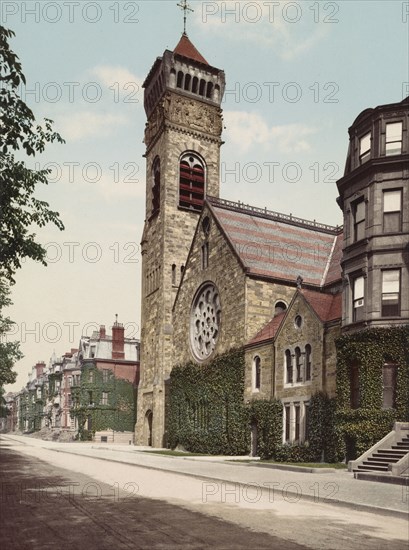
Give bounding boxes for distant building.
[72,320,140,443]
[7,318,140,443]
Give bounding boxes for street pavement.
[2,434,407,518]
[0,441,307,550]
[1,434,408,550]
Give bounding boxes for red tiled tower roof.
[174,33,208,65]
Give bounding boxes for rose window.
[190,283,221,361]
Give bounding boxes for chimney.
[111,315,124,360]
[35,361,45,378]
[99,325,106,339]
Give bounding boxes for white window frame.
[282,400,310,444]
[385,121,403,156]
[359,132,371,163]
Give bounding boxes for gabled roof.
[248,311,286,346]
[174,33,208,65]
[208,197,343,287]
[246,289,341,347]
[300,289,342,323]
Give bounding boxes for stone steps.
[353,435,409,474]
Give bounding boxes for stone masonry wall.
[172,204,247,366]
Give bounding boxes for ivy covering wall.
[71,362,136,440]
[335,326,409,460]
[247,399,283,459]
[163,327,409,461]
[168,349,249,454]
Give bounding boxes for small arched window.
[254,356,261,391]
[285,350,292,384]
[152,157,160,215]
[171,264,177,286]
[305,344,311,381]
[274,301,287,315]
[179,152,205,211]
[206,82,213,99]
[177,71,183,88]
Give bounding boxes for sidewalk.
[2,434,408,518]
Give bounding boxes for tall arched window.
[295,347,302,382]
[305,344,312,381]
[184,74,191,92]
[179,153,205,211]
[253,356,261,391]
[152,157,160,215]
[285,350,292,384]
[206,82,213,99]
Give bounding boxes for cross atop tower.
[177,0,194,35]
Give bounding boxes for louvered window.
[179,154,205,211]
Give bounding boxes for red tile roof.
[248,312,286,346]
[246,290,341,347]
[174,34,208,65]
[209,198,343,287]
[301,289,342,322]
[324,232,344,286]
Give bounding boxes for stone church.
[135,32,409,454]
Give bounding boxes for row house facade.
[4,318,140,443]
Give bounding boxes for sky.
[2,0,409,392]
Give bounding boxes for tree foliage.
[0,26,65,282]
[0,280,22,387]
[0,26,65,390]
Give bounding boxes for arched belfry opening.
[179,152,205,211]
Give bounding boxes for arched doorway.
[250,420,258,457]
[144,410,153,446]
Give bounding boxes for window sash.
[382,270,400,317]
[382,270,400,293]
[354,277,364,300]
[353,277,364,321]
[359,132,371,162]
[353,200,365,241]
[383,190,401,213]
[385,123,403,155]
[386,122,402,142]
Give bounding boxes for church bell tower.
[135,31,225,447]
